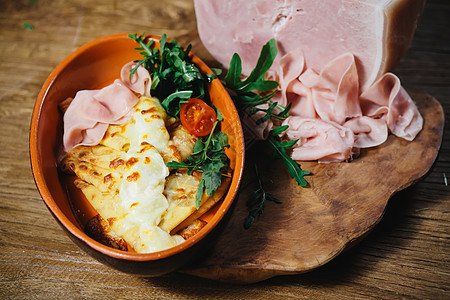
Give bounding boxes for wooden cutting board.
[176,31,445,284]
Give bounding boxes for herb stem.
[202,121,218,160]
[243,163,282,229]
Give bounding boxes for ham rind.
[194,0,425,91]
[63,80,139,151]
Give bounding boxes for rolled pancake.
[60,95,231,251]
[160,171,230,233]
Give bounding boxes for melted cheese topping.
[124,96,170,152]
[114,96,184,252]
[63,95,205,253]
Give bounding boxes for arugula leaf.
[191,138,205,156]
[211,68,223,77]
[222,39,290,125]
[223,40,309,188]
[214,131,229,148]
[202,160,225,197]
[23,22,33,30]
[220,39,311,227]
[270,125,289,135]
[196,179,205,209]
[161,90,192,116]
[215,107,224,121]
[128,32,214,117]
[224,53,243,88]
[224,39,278,92]
[242,38,278,86]
[243,129,309,229]
[268,126,310,187]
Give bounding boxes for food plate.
[174,33,444,283]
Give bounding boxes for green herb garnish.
[268,126,310,187]
[222,39,310,227]
[166,121,230,209]
[242,128,309,227]
[223,39,290,124]
[244,165,282,229]
[128,32,214,116]
[23,22,33,30]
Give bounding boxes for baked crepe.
[64,149,230,233]
[60,96,230,252]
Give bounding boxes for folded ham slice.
[63,63,152,152]
[63,80,139,151]
[272,51,423,162]
[282,117,354,163]
[360,73,423,141]
[120,61,152,97]
[194,0,425,91]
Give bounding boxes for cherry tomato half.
[180,98,217,137]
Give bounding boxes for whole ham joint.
[194,0,426,90]
[195,0,425,163]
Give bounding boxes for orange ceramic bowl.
[30,33,244,276]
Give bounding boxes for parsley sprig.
[128,32,214,116]
[166,121,230,209]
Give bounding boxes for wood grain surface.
[1,0,449,298]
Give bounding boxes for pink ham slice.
[194,0,425,90]
[120,62,152,97]
[284,51,423,145]
[63,79,139,151]
[282,117,355,163]
[360,73,423,141]
[63,63,152,152]
[272,50,423,162]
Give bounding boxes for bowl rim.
[30,32,245,261]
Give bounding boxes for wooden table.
[1,0,448,298]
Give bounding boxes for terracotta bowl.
[30,33,245,276]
